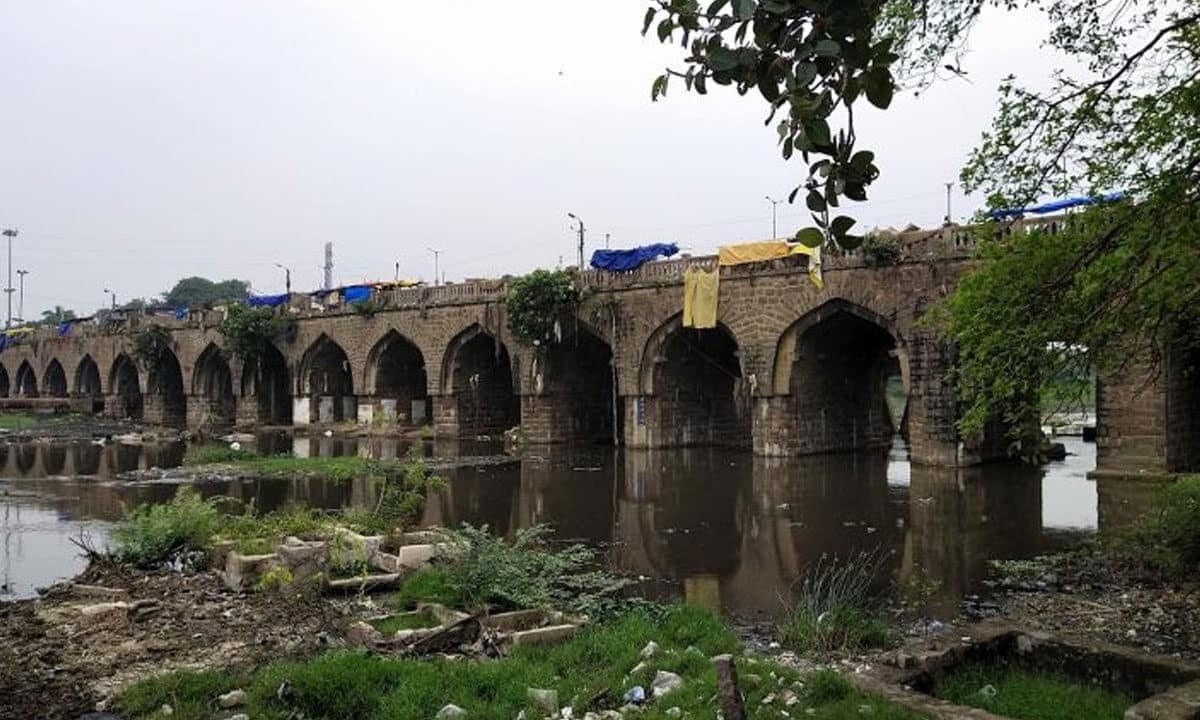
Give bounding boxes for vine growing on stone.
[219,303,291,365]
[505,270,580,347]
[131,324,173,370]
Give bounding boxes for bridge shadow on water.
[0,433,1130,616]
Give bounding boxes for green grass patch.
[184,448,380,482]
[117,668,248,720]
[369,611,441,635]
[936,663,1132,720]
[0,412,81,430]
[391,568,463,609]
[781,550,893,654]
[118,605,925,720]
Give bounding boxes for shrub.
[392,568,463,609]
[861,232,902,266]
[437,524,629,612]
[130,324,173,370]
[781,549,893,653]
[219,505,333,554]
[1128,475,1200,572]
[219,302,291,364]
[505,269,578,346]
[343,449,444,535]
[110,488,221,569]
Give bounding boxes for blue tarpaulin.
[57,322,72,337]
[174,306,189,320]
[343,285,372,304]
[590,243,679,272]
[247,293,290,308]
[989,192,1126,219]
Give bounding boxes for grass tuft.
[936,663,1132,720]
[781,549,893,654]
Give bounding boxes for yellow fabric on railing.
[790,244,825,289]
[682,267,719,329]
[718,241,791,266]
[6,327,35,336]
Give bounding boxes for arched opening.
[772,300,901,455]
[15,361,38,398]
[541,326,620,444]
[445,326,519,437]
[42,444,67,476]
[15,444,36,475]
[147,348,186,428]
[43,359,68,398]
[72,443,102,475]
[193,343,236,426]
[110,353,143,420]
[242,343,291,425]
[367,330,429,425]
[0,365,10,398]
[300,335,354,423]
[641,319,748,448]
[75,355,103,412]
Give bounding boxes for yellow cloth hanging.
[790,243,824,289]
[683,267,720,329]
[717,241,792,266]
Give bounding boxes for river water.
[0,434,1133,618]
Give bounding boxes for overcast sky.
[0,2,1054,318]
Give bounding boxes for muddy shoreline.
[4,541,1195,720]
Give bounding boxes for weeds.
[1123,475,1200,573]
[780,549,892,654]
[437,523,629,613]
[110,488,222,569]
[936,663,1131,720]
[391,568,462,609]
[184,444,258,465]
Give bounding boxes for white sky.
[0,1,1054,317]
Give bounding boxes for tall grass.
[780,549,892,653]
[110,487,222,569]
[937,663,1131,720]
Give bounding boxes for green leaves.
[505,269,580,346]
[863,66,894,109]
[733,0,756,20]
[795,227,824,248]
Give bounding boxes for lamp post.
[15,270,28,323]
[568,213,586,269]
[765,196,781,239]
[2,229,16,329]
[275,263,292,294]
[427,247,442,287]
[103,289,116,311]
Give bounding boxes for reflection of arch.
[299,334,354,423]
[543,327,620,444]
[15,361,38,398]
[72,443,102,475]
[42,444,67,476]
[771,299,903,454]
[148,347,187,428]
[0,363,9,398]
[43,359,68,398]
[638,315,748,447]
[241,343,291,425]
[442,324,518,437]
[15,444,37,475]
[109,353,143,420]
[366,330,429,424]
[75,354,103,411]
[193,343,235,425]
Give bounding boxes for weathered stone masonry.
[0,217,1189,472]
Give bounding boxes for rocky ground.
[0,561,357,720]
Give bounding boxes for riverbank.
[0,412,168,442]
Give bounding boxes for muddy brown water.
[0,433,1137,619]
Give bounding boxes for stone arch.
[365,329,429,425]
[43,444,67,476]
[15,443,36,475]
[72,443,102,476]
[637,314,749,448]
[298,334,355,423]
[0,363,10,398]
[147,348,187,428]
[109,353,143,420]
[75,354,103,411]
[15,360,38,398]
[43,359,68,398]
[442,324,519,437]
[766,298,906,455]
[241,343,291,425]
[539,326,621,445]
[193,343,236,426]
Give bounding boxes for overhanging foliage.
[504,270,579,347]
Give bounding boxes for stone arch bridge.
[0,217,1188,473]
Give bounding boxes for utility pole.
[765,196,781,239]
[427,247,442,287]
[323,242,333,291]
[103,288,116,310]
[394,261,399,282]
[15,270,28,324]
[568,213,585,268]
[944,182,954,225]
[2,229,16,330]
[605,232,611,249]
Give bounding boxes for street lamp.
[765,196,782,239]
[568,213,586,269]
[2,228,17,329]
[103,288,116,310]
[15,270,28,323]
[274,263,292,294]
[427,247,442,287]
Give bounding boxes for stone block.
[509,624,579,647]
[224,551,279,591]
[276,540,328,583]
[318,396,335,423]
[293,398,311,427]
[357,402,375,426]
